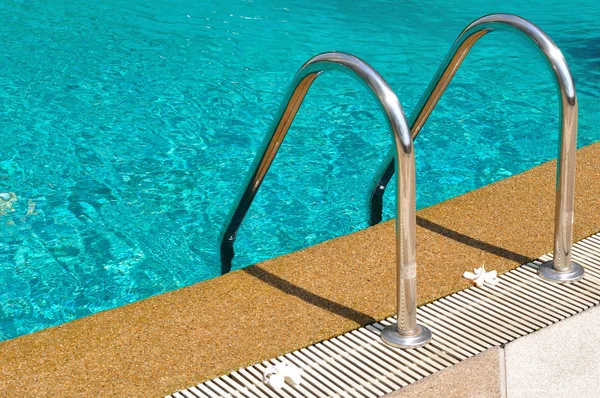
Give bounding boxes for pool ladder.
[219,14,584,349]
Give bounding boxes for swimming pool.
[1,0,599,341]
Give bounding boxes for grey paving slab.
[505,304,600,397]
[384,347,502,398]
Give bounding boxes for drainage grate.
[168,233,600,398]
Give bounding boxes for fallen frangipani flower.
[262,362,302,389]
[463,264,499,287]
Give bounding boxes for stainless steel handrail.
[367,13,584,283]
[220,52,432,348]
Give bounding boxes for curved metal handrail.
[221,51,412,273]
[220,52,431,347]
[367,13,583,280]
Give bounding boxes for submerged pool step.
[168,232,600,398]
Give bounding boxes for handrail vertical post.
[381,134,432,347]
[538,69,584,281]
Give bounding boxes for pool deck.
[1,142,599,397]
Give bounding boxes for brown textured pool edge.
[1,142,599,397]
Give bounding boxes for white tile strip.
[168,233,600,398]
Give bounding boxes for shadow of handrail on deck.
[417,216,532,264]
[243,266,377,325]
[243,217,530,326]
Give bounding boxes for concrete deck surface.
[385,347,502,398]
[505,304,600,397]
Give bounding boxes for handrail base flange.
[538,260,585,283]
[381,323,432,348]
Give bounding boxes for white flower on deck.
[464,265,499,287]
[262,362,302,389]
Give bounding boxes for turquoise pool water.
[1,0,599,341]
